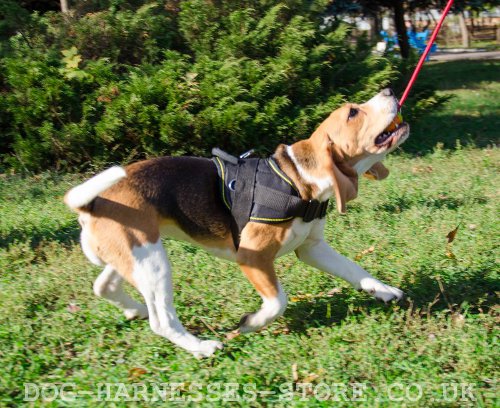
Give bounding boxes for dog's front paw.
[124,305,149,320]
[360,277,404,303]
[192,340,224,359]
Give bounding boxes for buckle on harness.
[239,149,255,159]
[303,200,328,222]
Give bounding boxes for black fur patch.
[127,157,232,240]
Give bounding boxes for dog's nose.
[382,88,395,97]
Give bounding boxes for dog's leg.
[296,238,403,302]
[93,265,148,320]
[235,223,289,333]
[237,261,288,333]
[132,240,223,358]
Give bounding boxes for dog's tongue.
[384,112,403,132]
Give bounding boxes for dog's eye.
[348,108,359,119]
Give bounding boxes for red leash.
[398,0,455,108]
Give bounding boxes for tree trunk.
[427,11,437,25]
[60,0,69,13]
[458,11,470,48]
[393,0,410,59]
[370,12,380,42]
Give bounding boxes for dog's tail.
[64,166,127,210]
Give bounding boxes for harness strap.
[211,148,329,249]
[230,158,259,247]
[253,185,329,222]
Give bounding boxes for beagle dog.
[65,88,409,358]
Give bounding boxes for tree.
[328,0,411,58]
[60,0,69,13]
[407,0,500,48]
[331,0,499,58]
[458,10,470,47]
[392,0,410,58]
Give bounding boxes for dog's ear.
[363,162,389,181]
[331,163,358,214]
[329,144,358,214]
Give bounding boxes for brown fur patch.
[364,162,390,180]
[236,222,291,298]
[84,180,160,283]
[159,217,236,255]
[273,144,316,200]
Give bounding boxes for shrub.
[0,1,445,172]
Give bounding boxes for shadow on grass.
[283,265,497,333]
[402,265,498,310]
[373,193,488,214]
[403,112,498,156]
[0,222,80,249]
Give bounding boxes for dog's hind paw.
[124,305,149,320]
[192,340,224,359]
[360,277,404,303]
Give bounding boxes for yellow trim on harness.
[215,156,231,210]
[250,216,294,222]
[268,160,298,193]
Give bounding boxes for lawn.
[0,60,498,407]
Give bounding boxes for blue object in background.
[408,29,438,60]
[380,29,437,60]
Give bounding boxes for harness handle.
[212,148,238,165]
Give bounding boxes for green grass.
[404,59,499,155]
[1,60,499,406]
[442,40,499,51]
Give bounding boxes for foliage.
[0,1,446,172]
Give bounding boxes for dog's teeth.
[375,125,401,146]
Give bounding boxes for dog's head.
[325,88,409,159]
[325,88,410,212]
[296,88,409,213]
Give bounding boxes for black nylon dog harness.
[211,148,329,248]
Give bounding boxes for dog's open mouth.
[375,116,409,148]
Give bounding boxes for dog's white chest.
[276,218,316,257]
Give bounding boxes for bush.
[0,1,445,172]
